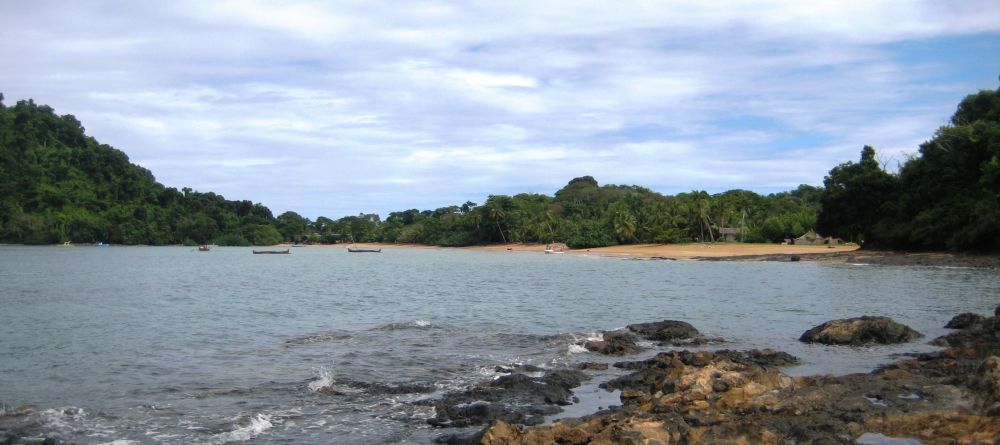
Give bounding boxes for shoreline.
[22,241,1000,268]
[303,242,1000,268]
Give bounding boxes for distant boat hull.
[544,243,566,254]
[347,247,381,253]
[253,249,290,254]
[198,245,211,252]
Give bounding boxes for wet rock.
[972,355,1000,409]
[584,331,639,355]
[945,312,985,329]
[715,348,800,367]
[627,320,699,341]
[480,309,1000,445]
[799,316,922,345]
[575,362,609,371]
[427,369,588,428]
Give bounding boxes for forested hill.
[0,93,823,247]
[816,88,1000,251]
[0,94,283,245]
[3,88,995,250]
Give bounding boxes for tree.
[883,89,1000,250]
[816,146,899,244]
[276,211,309,242]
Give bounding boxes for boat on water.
[347,247,381,253]
[544,242,567,254]
[198,245,211,252]
[252,249,290,254]
[94,242,110,247]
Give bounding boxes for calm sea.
[1,246,997,444]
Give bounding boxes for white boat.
[544,243,566,254]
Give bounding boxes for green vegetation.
[368,181,821,248]
[816,88,1000,251]
[0,96,280,245]
[2,87,996,251]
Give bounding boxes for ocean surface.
[1,245,998,444]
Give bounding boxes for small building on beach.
[719,227,742,242]
[793,229,842,246]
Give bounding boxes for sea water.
[1,245,997,443]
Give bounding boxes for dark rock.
[627,320,699,341]
[576,362,609,371]
[790,255,800,262]
[945,312,986,329]
[799,316,923,345]
[584,331,639,355]
[427,369,588,428]
[995,305,1000,317]
[715,348,800,367]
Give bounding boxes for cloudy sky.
[2,1,999,219]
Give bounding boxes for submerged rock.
[945,312,985,329]
[583,331,639,355]
[799,316,922,345]
[627,320,699,341]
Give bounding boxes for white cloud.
[1,0,998,217]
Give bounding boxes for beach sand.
[473,242,859,259]
[296,242,999,267]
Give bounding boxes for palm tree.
[486,198,508,244]
[694,195,715,242]
[611,202,638,243]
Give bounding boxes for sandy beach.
[316,241,857,257]
[305,241,1000,268]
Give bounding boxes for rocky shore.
[430,308,1000,445]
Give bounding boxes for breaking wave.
[200,413,273,445]
[375,319,433,330]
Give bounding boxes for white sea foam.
[200,413,273,445]
[567,331,603,354]
[96,440,140,445]
[308,366,335,392]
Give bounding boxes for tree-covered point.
[0,95,282,245]
[816,88,1000,251]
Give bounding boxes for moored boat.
[544,243,566,254]
[198,245,211,252]
[252,249,290,254]
[347,247,381,253]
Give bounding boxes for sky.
[2,1,999,219]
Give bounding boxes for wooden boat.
[253,249,290,254]
[544,243,566,254]
[347,247,381,253]
[198,245,211,252]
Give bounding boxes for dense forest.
[817,88,1000,251]
[1,88,997,250]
